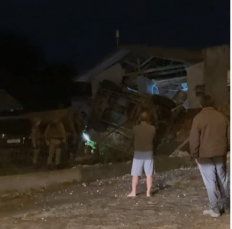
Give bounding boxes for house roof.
[74,49,130,82]
[120,45,203,63]
[0,90,23,110]
[73,45,203,82]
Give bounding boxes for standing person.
[127,111,156,197]
[32,118,42,167]
[45,118,66,170]
[190,95,230,217]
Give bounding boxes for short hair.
[200,94,214,108]
[140,111,150,122]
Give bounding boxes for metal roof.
[74,49,130,82]
[120,45,203,63]
[73,45,203,82]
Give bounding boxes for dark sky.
[0,0,230,70]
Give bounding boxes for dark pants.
[198,156,230,213]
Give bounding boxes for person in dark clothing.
[127,111,156,197]
[190,95,230,217]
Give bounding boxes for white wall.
[204,45,230,106]
[91,63,125,96]
[185,62,204,109]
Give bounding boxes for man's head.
[200,94,214,108]
[140,111,150,122]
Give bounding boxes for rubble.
[87,80,187,157]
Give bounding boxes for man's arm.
[44,125,50,144]
[59,123,66,142]
[189,116,201,159]
[131,126,135,149]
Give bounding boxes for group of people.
[128,95,230,218]
[31,118,66,170]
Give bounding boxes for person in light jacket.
[45,118,66,170]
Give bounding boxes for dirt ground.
[0,167,230,229]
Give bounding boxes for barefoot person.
[190,95,230,217]
[128,111,156,197]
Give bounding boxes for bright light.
[1,134,5,138]
[82,133,90,141]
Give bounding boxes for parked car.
[0,116,32,149]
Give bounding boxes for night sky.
[0,0,229,71]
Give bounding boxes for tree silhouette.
[0,31,91,112]
[0,31,44,85]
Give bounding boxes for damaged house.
[73,45,230,157]
[74,44,229,108]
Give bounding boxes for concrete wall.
[91,63,125,96]
[204,45,230,106]
[0,156,194,195]
[185,62,204,109]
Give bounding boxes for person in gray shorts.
[127,111,156,197]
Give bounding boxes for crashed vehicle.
[86,80,186,157]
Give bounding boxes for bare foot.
[146,192,151,197]
[127,192,136,197]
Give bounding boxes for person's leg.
[55,146,61,166]
[214,156,230,211]
[127,176,139,197]
[144,159,154,197]
[198,158,221,217]
[33,149,40,165]
[47,140,55,166]
[127,159,143,197]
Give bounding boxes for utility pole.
[116,30,119,48]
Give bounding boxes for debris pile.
[86,80,187,157]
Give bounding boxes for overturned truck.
[87,80,186,158]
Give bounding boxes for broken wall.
[185,62,204,109]
[204,45,230,106]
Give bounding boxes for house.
[73,44,230,109]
